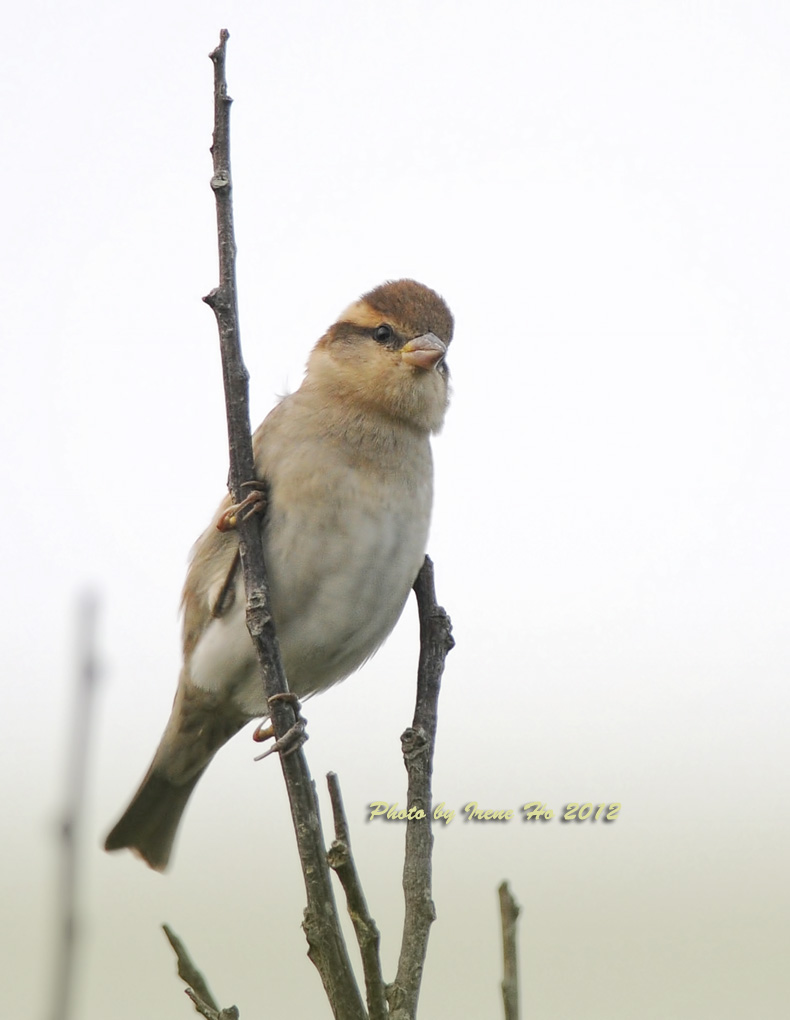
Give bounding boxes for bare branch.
[203,31,365,1019]
[185,988,240,1020]
[49,593,100,1020]
[388,556,454,1018]
[498,882,520,1020]
[327,773,388,1020]
[162,924,225,1015]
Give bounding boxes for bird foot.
[253,693,308,760]
[216,481,268,532]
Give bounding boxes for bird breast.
[187,399,434,718]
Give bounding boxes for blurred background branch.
[49,593,100,1020]
[498,881,520,1020]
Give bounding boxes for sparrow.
[105,279,453,870]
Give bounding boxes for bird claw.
[253,693,308,760]
[252,721,275,743]
[216,481,268,532]
[267,691,302,710]
[253,720,308,761]
[251,692,301,741]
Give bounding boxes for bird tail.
[104,766,205,872]
[105,671,251,870]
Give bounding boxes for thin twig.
[203,31,365,1019]
[162,925,224,1014]
[50,593,100,1020]
[327,772,388,1020]
[498,882,520,1020]
[388,556,454,1019]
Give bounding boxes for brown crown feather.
[360,279,454,345]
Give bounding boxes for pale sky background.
[2,2,789,1018]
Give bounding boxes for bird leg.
[216,480,268,532]
[253,693,308,760]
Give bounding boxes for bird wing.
[181,398,288,660]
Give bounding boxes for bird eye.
[374,324,394,344]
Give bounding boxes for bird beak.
[400,332,447,370]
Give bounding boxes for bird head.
[307,279,453,434]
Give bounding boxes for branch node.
[209,28,230,63]
[327,838,350,870]
[400,725,428,760]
